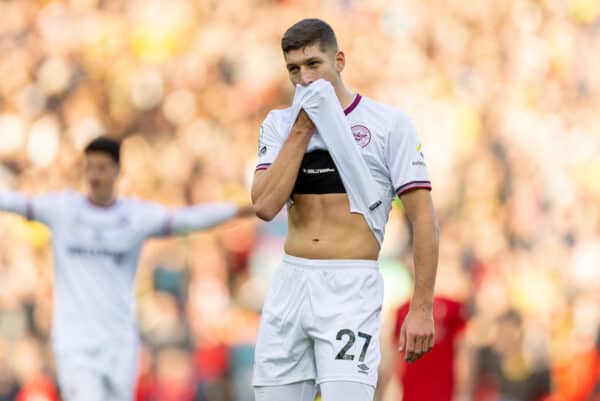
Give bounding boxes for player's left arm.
[165,203,254,235]
[385,108,438,362]
[398,189,439,363]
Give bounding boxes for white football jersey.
[256,94,432,243]
[26,191,169,351]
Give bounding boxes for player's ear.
[335,50,345,73]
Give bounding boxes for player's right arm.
[251,110,314,221]
[0,189,58,227]
[0,189,31,218]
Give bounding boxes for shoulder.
[358,96,405,120]
[41,190,80,204]
[358,96,415,134]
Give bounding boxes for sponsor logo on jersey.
[417,143,425,159]
[68,246,127,264]
[351,125,371,148]
[412,143,426,166]
[302,168,336,174]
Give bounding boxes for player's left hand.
[398,308,435,363]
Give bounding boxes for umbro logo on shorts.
[357,363,370,374]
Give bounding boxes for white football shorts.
[252,254,384,388]
[55,342,139,401]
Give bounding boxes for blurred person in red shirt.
[379,296,471,401]
[192,341,229,401]
[16,376,58,401]
[136,347,196,401]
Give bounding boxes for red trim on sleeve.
[255,163,271,171]
[396,181,432,196]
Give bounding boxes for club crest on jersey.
[351,125,371,148]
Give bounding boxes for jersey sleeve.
[0,190,30,218]
[29,192,64,227]
[167,203,238,234]
[255,111,285,171]
[385,111,432,197]
[0,190,63,228]
[137,201,240,239]
[137,201,171,239]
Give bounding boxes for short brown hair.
[281,18,338,54]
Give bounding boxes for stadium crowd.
[0,0,599,400]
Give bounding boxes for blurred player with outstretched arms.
[0,137,254,401]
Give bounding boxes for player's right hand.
[292,109,316,133]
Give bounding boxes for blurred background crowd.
[0,0,599,400]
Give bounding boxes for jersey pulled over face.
[27,191,170,351]
[256,94,432,243]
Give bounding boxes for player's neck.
[88,192,117,208]
[335,85,357,112]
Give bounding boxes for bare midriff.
[285,193,379,260]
